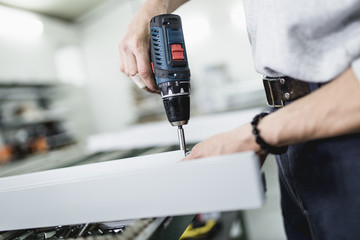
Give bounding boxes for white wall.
[78,1,139,134]
[0,5,79,82]
[174,0,263,112]
[175,0,258,82]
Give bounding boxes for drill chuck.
[162,95,190,126]
[158,79,190,126]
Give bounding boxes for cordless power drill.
[149,14,190,156]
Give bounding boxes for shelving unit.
[0,82,76,164]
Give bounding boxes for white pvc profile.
[0,150,264,231]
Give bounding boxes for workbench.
[0,108,265,240]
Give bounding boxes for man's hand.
[183,68,360,164]
[184,123,268,164]
[119,0,188,93]
[119,3,160,93]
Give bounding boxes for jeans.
[265,81,360,239]
[276,133,360,240]
[267,82,360,239]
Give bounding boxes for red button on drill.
[171,44,185,60]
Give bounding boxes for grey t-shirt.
[242,0,360,83]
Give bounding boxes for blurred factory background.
[0,0,286,239]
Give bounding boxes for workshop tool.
[150,14,191,156]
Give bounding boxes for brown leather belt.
[263,76,315,107]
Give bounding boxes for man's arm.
[184,67,360,160]
[259,68,360,146]
[119,0,188,92]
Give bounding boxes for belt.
[263,76,318,107]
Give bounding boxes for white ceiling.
[0,0,110,21]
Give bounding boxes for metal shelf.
[0,116,65,129]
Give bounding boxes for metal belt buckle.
[263,76,313,108]
[263,77,285,107]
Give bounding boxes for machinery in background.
[0,217,194,240]
[0,83,75,164]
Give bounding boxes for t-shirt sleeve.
[352,57,360,83]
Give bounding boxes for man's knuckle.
[138,69,150,79]
[192,145,200,152]
[123,68,130,76]
[119,41,128,52]
[131,38,143,49]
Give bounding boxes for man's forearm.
[166,0,189,12]
[139,0,188,19]
[258,67,360,146]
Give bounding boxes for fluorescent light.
[0,5,44,40]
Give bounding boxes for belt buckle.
[263,77,285,107]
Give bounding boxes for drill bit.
[177,125,187,156]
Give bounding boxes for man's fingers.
[131,73,147,89]
[126,52,138,77]
[144,87,160,94]
[182,145,203,161]
[136,51,158,91]
[119,35,159,93]
[130,75,160,94]
[119,45,126,74]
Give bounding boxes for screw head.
[279,78,285,84]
